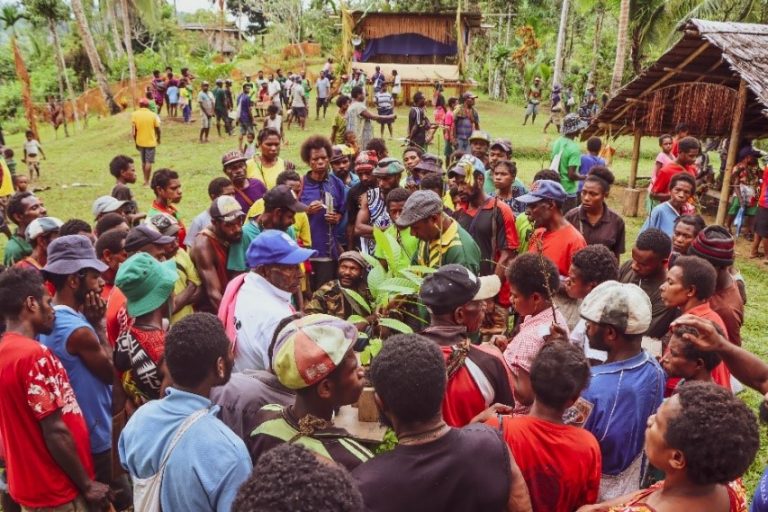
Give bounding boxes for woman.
[647,135,675,213]
[577,382,757,512]
[246,127,296,189]
[565,166,625,260]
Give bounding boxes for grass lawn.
[3,93,768,492]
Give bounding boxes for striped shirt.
[414,218,481,274]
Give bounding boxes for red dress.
[605,480,747,512]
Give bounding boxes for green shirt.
[515,212,533,254]
[413,219,480,274]
[240,220,297,268]
[3,233,32,266]
[213,87,227,113]
[552,136,582,195]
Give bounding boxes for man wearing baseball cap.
[190,195,245,313]
[131,97,161,186]
[451,92,479,153]
[330,145,357,189]
[516,179,586,277]
[418,264,513,427]
[241,184,309,259]
[486,138,518,195]
[227,230,316,372]
[468,130,490,169]
[552,113,590,212]
[249,314,372,470]
[222,150,266,211]
[355,157,405,254]
[577,280,664,500]
[14,216,62,274]
[92,195,129,222]
[305,251,373,326]
[396,190,480,273]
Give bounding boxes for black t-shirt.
[353,425,511,512]
[408,107,429,147]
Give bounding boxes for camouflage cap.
[580,281,651,335]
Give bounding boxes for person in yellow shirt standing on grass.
[245,128,295,189]
[131,98,161,186]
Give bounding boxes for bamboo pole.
[716,79,748,225]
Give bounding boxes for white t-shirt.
[316,77,331,99]
[233,273,295,372]
[268,80,281,106]
[291,85,306,108]
[392,75,402,95]
[24,139,42,155]
[265,115,282,132]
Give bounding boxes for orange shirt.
[528,223,587,276]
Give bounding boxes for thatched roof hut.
[583,19,768,223]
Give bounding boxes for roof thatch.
[583,19,768,140]
[350,11,482,44]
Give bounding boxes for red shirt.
[13,257,55,296]
[650,162,696,195]
[149,200,187,245]
[760,166,768,208]
[486,415,601,511]
[687,302,731,390]
[528,223,587,276]
[106,287,128,348]
[0,333,94,507]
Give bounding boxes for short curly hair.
[670,325,721,372]
[370,334,446,424]
[300,135,333,165]
[59,219,92,237]
[231,443,363,512]
[0,267,45,318]
[533,169,561,183]
[95,213,127,237]
[635,228,672,259]
[666,382,758,485]
[164,313,230,388]
[571,245,618,285]
[109,155,134,178]
[506,253,560,299]
[671,255,717,300]
[531,342,590,409]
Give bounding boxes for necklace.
[397,423,450,445]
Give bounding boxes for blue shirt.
[167,86,180,104]
[578,154,605,191]
[238,93,252,124]
[119,388,251,512]
[752,466,768,511]
[300,172,346,258]
[582,350,665,475]
[641,201,680,238]
[39,305,113,453]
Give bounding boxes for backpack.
[132,409,208,512]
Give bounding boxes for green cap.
[115,253,178,317]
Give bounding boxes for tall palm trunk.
[552,0,570,88]
[12,36,39,140]
[70,0,120,114]
[49,17,80,129]
[120,0,137,107]
[108,0,125,59]
[587,2,605,86]
[610,0,630,95]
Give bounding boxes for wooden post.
[622,130,643,217]
[716,79,748,225]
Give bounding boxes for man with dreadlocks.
[418,265,514,427]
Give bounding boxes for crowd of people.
[2,65,768,512]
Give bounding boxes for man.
[109,154,142,224]
[213,78,230,137]
[95,228,128,300]
[191,195,245,313]
[485,137,515,195]
[38,235,130,507]
[452,92,480,152]
[131,98,161,186]
[0,268,110,511]
[552,113,588,212]
[237,84,254,152]
[241,184,309,257]
[92,195,129,222]
[419,265,514,427]
[469,130,490,169]
[649,136,700,204]
[330,145,357,187]
[345,151,378,250]
[243,74,255,99]
[347,86,395,152]
[355,157,404,254]
[523,76,542,125]
[306,251,373,323]
[578,281,665,500]
[185,177,235,249]
[298,136,346,260]
[396,190,481,273]
[289,75,308,130]
[618,228,677,339]
[14,216,62,274]
[119,313,252,511]
[147,168,185,243]
[198,81,215,143]
[246,127,295,189]
[408,92,430,149]
[222,150,266,212]
[315,71,331,120]
[353,333,531,511]
[249,314,372,470]
[450,160,518,291]
[4,191,46,266]
[515,179,586,277]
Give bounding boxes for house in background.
[181,23,242,58]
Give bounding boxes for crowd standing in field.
[1,63,768,512]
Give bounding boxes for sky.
[175,0,218,14]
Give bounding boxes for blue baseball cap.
[246,229,317,267]
[515,179,567,204]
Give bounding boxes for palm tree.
[610,0,630,94]
[0,4,39,139]
[552,0,570,88]
[70,0,121,114]
[119,0,137,107]
[25,0,81,131]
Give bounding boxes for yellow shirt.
[171,248,201,324]
[246,198,312,248]
[131,108,160,148]
[0,158,13,197]
[245,157,287,189]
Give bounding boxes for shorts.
[292,107,307,119]
[754,206,768,237]
[201,115,212,129]
[215,111,228,122]
[316,97,328,108]
[525,102,540,115]
[26,154,39,168]
[377,108,394,125]
[240,121,254,136]
[729,196,759,216]
[138,146,156,164]
[21,496,88,512]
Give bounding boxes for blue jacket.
[119,388,252,512]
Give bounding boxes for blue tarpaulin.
[361,33,457,62]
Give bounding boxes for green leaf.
[362,253,384,270]
[367,264,387,296]
[407,265,438,275]
[347,314,369,324]
[360,338,383,366]
[373,228,401,266]
[341,287,372,315]
[377,277,419,295]
[379,317,414,334]
[398,269,426,287]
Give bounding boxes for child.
[14,174,30,193]
[166,81,180,118]
[263,104,284,143]
[344,131,359,157]
[647,134,675,212]
[242,132,257,159]
[492,159,528,215]
[502,253,568,415]
[179,79,192,123]
[330,95,350,145]
[109,154,143,225]
[144,88,158,113]
[661,325,719,387]
[23,130,45,180]
[374,82,394,138]
[641,172,696,238]
[578,136,605,192]
[484,342,601,512]
[3,148,16,188]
